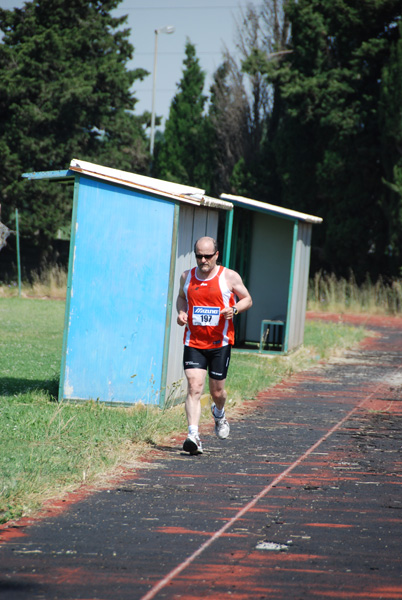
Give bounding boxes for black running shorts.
[183,345,231,380]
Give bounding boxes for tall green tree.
[0,0,149,253]
[223,0,291,200]
[206,4,271,198]
[155,39,210,189]
[206,56,250,196]
[253,0,402,279]
[379,22,402,274]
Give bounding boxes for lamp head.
[156,25,175,34]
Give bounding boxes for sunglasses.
[195,252,216,260]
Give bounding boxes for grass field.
[0,297,367,525]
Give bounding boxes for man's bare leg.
[209,377,230,439]
[209,377,227,411]
[183,368,206,454]
[185,368,206,426]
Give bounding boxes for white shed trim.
[70,159,233,210]
[220,193,322,224]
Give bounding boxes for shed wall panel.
[288,222,312,349]
[245,213,293,341]
[62,177,174,404]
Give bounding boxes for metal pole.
[15,208,22,297]
[222,209,234,267]
[149,25,175,158]
[150,29,159,157]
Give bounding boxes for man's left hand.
[220,307,235,320]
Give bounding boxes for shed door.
[245,213,293,341]
[61,176,175,404]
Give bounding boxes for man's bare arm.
[221,269,252,320]
[176,271,189,326]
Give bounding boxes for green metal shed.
[221,193,323,354]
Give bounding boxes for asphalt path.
[1,314,402,600]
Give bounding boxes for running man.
[176,236,252,455]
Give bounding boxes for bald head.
[194,237,218,254]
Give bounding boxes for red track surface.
[1,313,402,599]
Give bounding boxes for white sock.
[189,425,199,438]
[213,405,225,419]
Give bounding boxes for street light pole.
[150,25,175,157]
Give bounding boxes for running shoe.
[211,403,230,439]
[183,434,203,455]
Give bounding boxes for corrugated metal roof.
[220,193,323,224]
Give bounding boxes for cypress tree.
[155,39,210,189]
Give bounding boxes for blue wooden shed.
[23,159,232,407]
[220,193,323,354]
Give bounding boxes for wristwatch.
[233,306,238,315]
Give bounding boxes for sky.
[1,0,263,133]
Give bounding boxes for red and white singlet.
[183,266,236,349]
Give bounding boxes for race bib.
[192,306,220,326]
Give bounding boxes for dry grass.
[2,266,402,315]
[308,271,402,315]
[0,265,67,300]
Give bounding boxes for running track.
[1,313,402,599]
